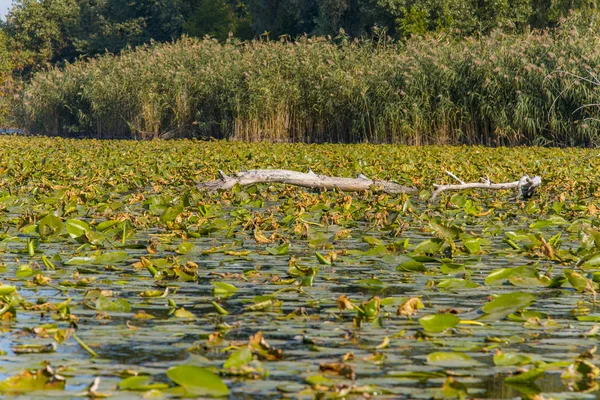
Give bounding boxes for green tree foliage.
[0,29,12,78]
[0,28,14,124]
[184,0,254,40]
[375,0,533,36]
[4,0,80,72]
[1,0,599,76]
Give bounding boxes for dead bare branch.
[197,169,416,195]
[430,172,541,201]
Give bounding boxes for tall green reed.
[17,25,600,146]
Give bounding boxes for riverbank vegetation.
[16,23,600,145]
[0,1,599,144]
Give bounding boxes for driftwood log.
[197,169,416,194]
[430,171,542,201]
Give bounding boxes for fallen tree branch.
[197,169,416,194]
[430,171,542,201]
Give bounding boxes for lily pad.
[166,365,230,397]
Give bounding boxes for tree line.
[0,0,598,78]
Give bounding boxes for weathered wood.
[430,171,541,201]
[197,169,416,194]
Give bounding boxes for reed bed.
[17,25,600,145]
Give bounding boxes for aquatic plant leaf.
[223,347,252,369]
[440,263,465,274]
[66,219,90,240]
[174,308,195,319]
[493,351,532,366]
[504,368,545,383]
[95,295,131,312]
[248,332,283,360]
[160,205,184,223]
[166,366,229,397]
[118,376,169,391]
[177,242,196,254]
[355,278,386,288]
[212,282,238,296]
[561,360,600,382]
[0,285,16,295]
[315,251,331,265]
[419,314,460,333]
[480,292,536,321]
[38,214,65,239]
[396,258,426,272]
[0,365,65,393]
[564,269,593,292]
[397,297,424,317]
[362,236,382,246]
[413,239,444,255]
[266,243,290,255]
[426,352,481,368]
[439,377,468,400]
[437,278,479,290]
[96,220,119,232]
[94,251,128,265]
[463,238,482,254]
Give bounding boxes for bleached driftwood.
[430,171,542,201]
[197,169,416,194]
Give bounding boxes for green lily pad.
[480,292,536,321]
[266,242,290,255]
[426,352,482,368]
[493,352,532,366]
[166,365,230,397]
[223,347,252,369]
[419,314,460,333]
[37,214,65,239]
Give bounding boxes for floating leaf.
[212,282,238,296]
[160,205,184,223]
[266,242,290,255]
[37,214,65,239]
[396,257,426,272]
[419,314,460,333]
[437,278,479,290]
[174,307,195,319]
[397,297,424,317]
[480,292,536,321]
[564,269,593,293]
[463,238,482,254]
[413,238,444,255]
[504,368,545,383]
[426,352,481,368]
[118,376,169,391]
[223,347,252,369]
[66,219,90,240]
[315,251,331,265]
[94,251,128,265]
[95,295,131,312]
[177,242,196,254]
[493,351,532,366]
[0,365,65,393]
[0,285,16,295]
[166,365,229,397]
[439,377,469,400]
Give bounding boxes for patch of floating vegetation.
[0,137,599,398]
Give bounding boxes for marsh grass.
[17,24,600,145]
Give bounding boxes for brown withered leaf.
[396,297,424,317]
[319,362,356,380]
[337,295,355,311]
[253,230,273,244]
[248,332,283,361]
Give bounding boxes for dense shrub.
[19,23,600,145]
